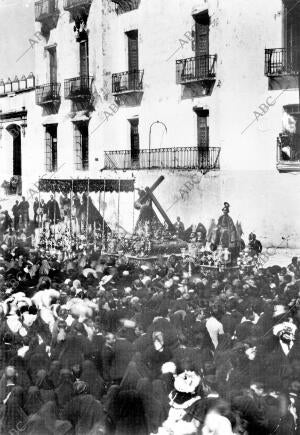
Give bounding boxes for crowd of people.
[0,212,296,435]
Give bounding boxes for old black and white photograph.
[0,0,299,433]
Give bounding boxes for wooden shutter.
[74,124,82,170]
[130,119,139,161]
[81,123,89,170]
[51,126,57,171]
[74,122,89,170]
[286,4,300,70]
[45,125,57,172]
[80,40,89,77]
[197,111,209,148]
[195,13,209,56]
[49,48,57,83]
[45,127,52,171]
[128,30,139,71]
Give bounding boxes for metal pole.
[117,178,120,239]
[132,182,135,234]
[53,190,56,241]
[102,179,106,250]
[70,179,73,244]
[86,178,90,243]
[38,177,41,247]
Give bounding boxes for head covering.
[73,380,89,395]
[24,386,44,415]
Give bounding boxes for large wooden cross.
[134,175,175,231]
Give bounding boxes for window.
[194,11,209,56]
[130,118,139,162]
[193,11,210,76]
[196,109,209,148]
[48,46,57,83]
[127,30,139,89]
[45,124,57,172]
[74,122,89,170]
[80,39,89,77]
[284,1,300,68]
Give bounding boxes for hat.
[100,275,113,286]
[222,202,230,213]
[120,319,136,328]
[273,321,297,338]
[273,304,287,318]
[73,380,88,395]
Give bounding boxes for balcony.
[103,147,221,170]
[265,48,300,77]
[64,0,92,9]
[112,70,144,94]
[64,76,93,100]
[35,83,61,105]
[111,0,140,14]
[176,55,217,84]
[277,133,300,172]
[35,0,59,24]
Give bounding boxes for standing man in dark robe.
[217,202,237,249]
[12,200,20,230]
[46,194,61,224]
[18,197,29,229]
[33,197,39,227]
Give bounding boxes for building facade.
[1,0,300,246]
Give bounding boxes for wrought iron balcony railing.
[35,83,61,105]
[63,0,92,10]
[176,55,217,84]
[64,76,93,99]
[104,147,221,170]
[265,48,300,76]
[111,0,140,14]
[112,70,144,94]
[277,133,300,171]
[35,0,59,22]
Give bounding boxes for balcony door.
[6,124,22,177]
[130,118,140,166]
[80,39,89,78]
[196,109,209,168]
[49,47,57,84]
[194,11,209,77]
[127,30,138,89]
[45,124,57,172]
[285,2,300,71]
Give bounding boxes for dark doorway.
[130,118,140,165]
[7,125,22,176]
[127,30,139,89]
[194,11,210,77]
[49,46,57,83]
[13,131,21,176]
[284,1,300,70]
[195,109,209,168]
[45,124,57,172]
[80,39,89,77]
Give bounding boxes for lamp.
[148,120,168,169]
[19,75,27,90]
[4,78,12,93]
[27,72,35,88]
[12,76,19,92]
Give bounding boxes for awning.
[38,178,135,193]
